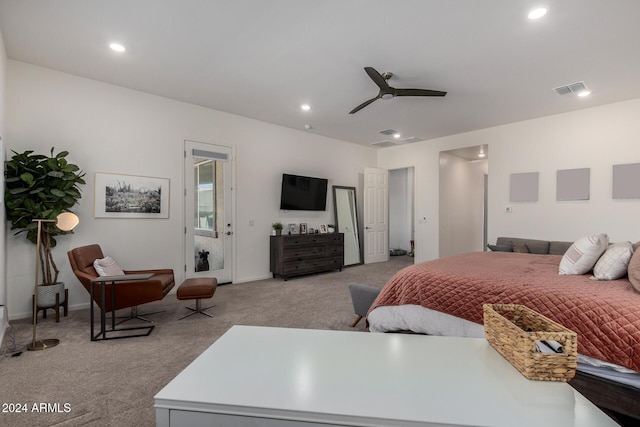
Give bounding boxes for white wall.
[439,154,487,257]
[5,60,377,319]
[0,27,7,337]
[389,168,413,251]
[379,98,640,263]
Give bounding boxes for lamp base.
[27,338,60,351]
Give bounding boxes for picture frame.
[300,223,307,234]
[288,223,299,235]
[95,172,170,219]
[319,224,327,234]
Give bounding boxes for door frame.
[388,166,416,257]
[183,139,235,284]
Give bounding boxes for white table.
[154,325,616,427]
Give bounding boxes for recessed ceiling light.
[393,133,401,139]
[528,7,548,20]
[300,104,311,111]
[109,42,126,52]
[577,90,591,97]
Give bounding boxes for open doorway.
[438,145,488,257]
[389,167,415,261]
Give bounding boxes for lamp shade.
[56,212,80,232]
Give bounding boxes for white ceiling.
[1,0,639,148]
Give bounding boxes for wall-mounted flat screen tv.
[280,173,328,211]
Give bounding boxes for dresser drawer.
[324,245,344,258]
[282,234,342,248]
[281,260,326,276]
[281,246,326,261]
[324,256,344,270]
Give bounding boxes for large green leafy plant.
[4,148,86,285]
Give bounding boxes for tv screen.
[280,174,328,211]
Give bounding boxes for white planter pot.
[37,282,66,307]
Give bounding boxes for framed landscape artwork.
[95,172,170,218]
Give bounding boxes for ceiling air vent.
[553,81,586,95]
[370,140,398,148]
[378,128,400,136]
[398,137,422,144]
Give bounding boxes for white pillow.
[93,256,125,277]
[559,233,609,275]
[592,242,634,280]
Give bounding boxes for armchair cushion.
[94,256,125,276]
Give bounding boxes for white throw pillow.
[592,242,634,280]
[559,233,609,275]
[93,256,125,277]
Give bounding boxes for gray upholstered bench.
[177,278,217,320]
[348,283,381,327]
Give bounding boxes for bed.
[367,249,640,423]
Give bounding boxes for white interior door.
[184,140,233,283]
[363,167,389,264]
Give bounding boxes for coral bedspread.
[369,251,640,372]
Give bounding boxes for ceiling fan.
[349,66,447,114]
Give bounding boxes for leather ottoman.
[176,278,217,320]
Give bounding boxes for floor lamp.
[27,212,80,351]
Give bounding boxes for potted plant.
[4,148,85,306]
[272,222,283,236]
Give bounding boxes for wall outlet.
[505,206,512,213]
[248,219,255,226]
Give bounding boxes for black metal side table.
[90,273,154,341]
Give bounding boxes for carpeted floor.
[0,256,413,427]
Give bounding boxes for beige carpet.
[0,256,413,427]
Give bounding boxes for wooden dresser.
[270,233,344,280]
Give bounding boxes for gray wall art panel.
[510,172,539,202]
[557,168,590,201]
[613,163,640,199]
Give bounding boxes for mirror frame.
[332,185,362,266]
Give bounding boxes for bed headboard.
[495,237,572,255]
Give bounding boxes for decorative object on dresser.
[288,223,298,235]
[271,222,283,236]
[270,233,344,280]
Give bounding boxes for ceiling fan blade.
[394,88,447,97]
[349,96,380,114]
[364,67,390,91]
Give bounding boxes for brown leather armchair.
[68,244,175,322]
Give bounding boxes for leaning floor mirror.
[333,186,362,266]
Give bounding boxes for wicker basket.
[483,304,577,381]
